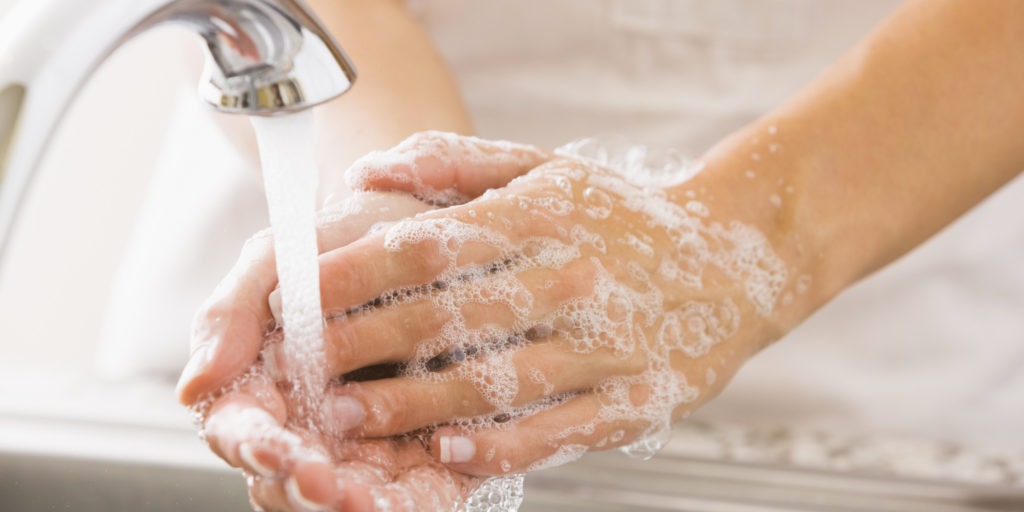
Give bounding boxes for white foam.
[346,131,548,206]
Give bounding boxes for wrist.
[666,118,838,337]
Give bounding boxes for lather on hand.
[178,131,805,511]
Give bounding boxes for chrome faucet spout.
[157,0,358,114]
[0,0,357,256]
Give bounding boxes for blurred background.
[0,0,177,378]
[0,1,243,508]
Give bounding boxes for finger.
[246,460,337,512]
[332,337,644,438]
[318,179,602,318]
[317,217,514,319]
[319,277,529,378]
[204,400,287,471]
[202,382,290,471]
[335,439,475,512]
[315,256,604,438]
[430,392,651,476]
[322,297,454,376]
[246,478,292,512]
[334,478,375,512]
[177,233,278,405]
[226,410,341,512]
[288,460,338,512]
[363,465,471,512]
[345,131,551,204]
[319,249,598,379]
[269,192,435,325]
[178,192,433,406]
[316,191,433,246]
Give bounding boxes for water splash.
[462,474,525,512]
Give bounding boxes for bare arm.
[687,0,1024,333]
[308,0,472,174]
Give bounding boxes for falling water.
[250,110,326,419]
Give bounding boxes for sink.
[1,375,1022,512]
[3,432,1024,512]
[1,453,248,511]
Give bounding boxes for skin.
[176,0,1024,510]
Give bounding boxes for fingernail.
[286,476,330,512]
[239,443,275,478]
[175,343,215,399]
[324,395,366,432]
[268,289,282,326]
[439,436,476,464]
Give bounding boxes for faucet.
[0,0,357,256]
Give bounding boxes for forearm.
[679,0,1024,331]
[308,0,472,191]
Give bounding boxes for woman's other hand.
[176,134,551,510]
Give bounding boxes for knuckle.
[413,130,451,147]
[400,130,451,157]
[190,300,232,341]
[326,255,366,300]
[362,387,410,435]
[328,320,357,359]
[394,239,446,281]
[419,239,449,274]
[190,296,262,350]
[193,299,229,324]
[549,261,596,304]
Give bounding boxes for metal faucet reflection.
[0,0,357,256]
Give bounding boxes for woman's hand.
[321,133,800,476]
